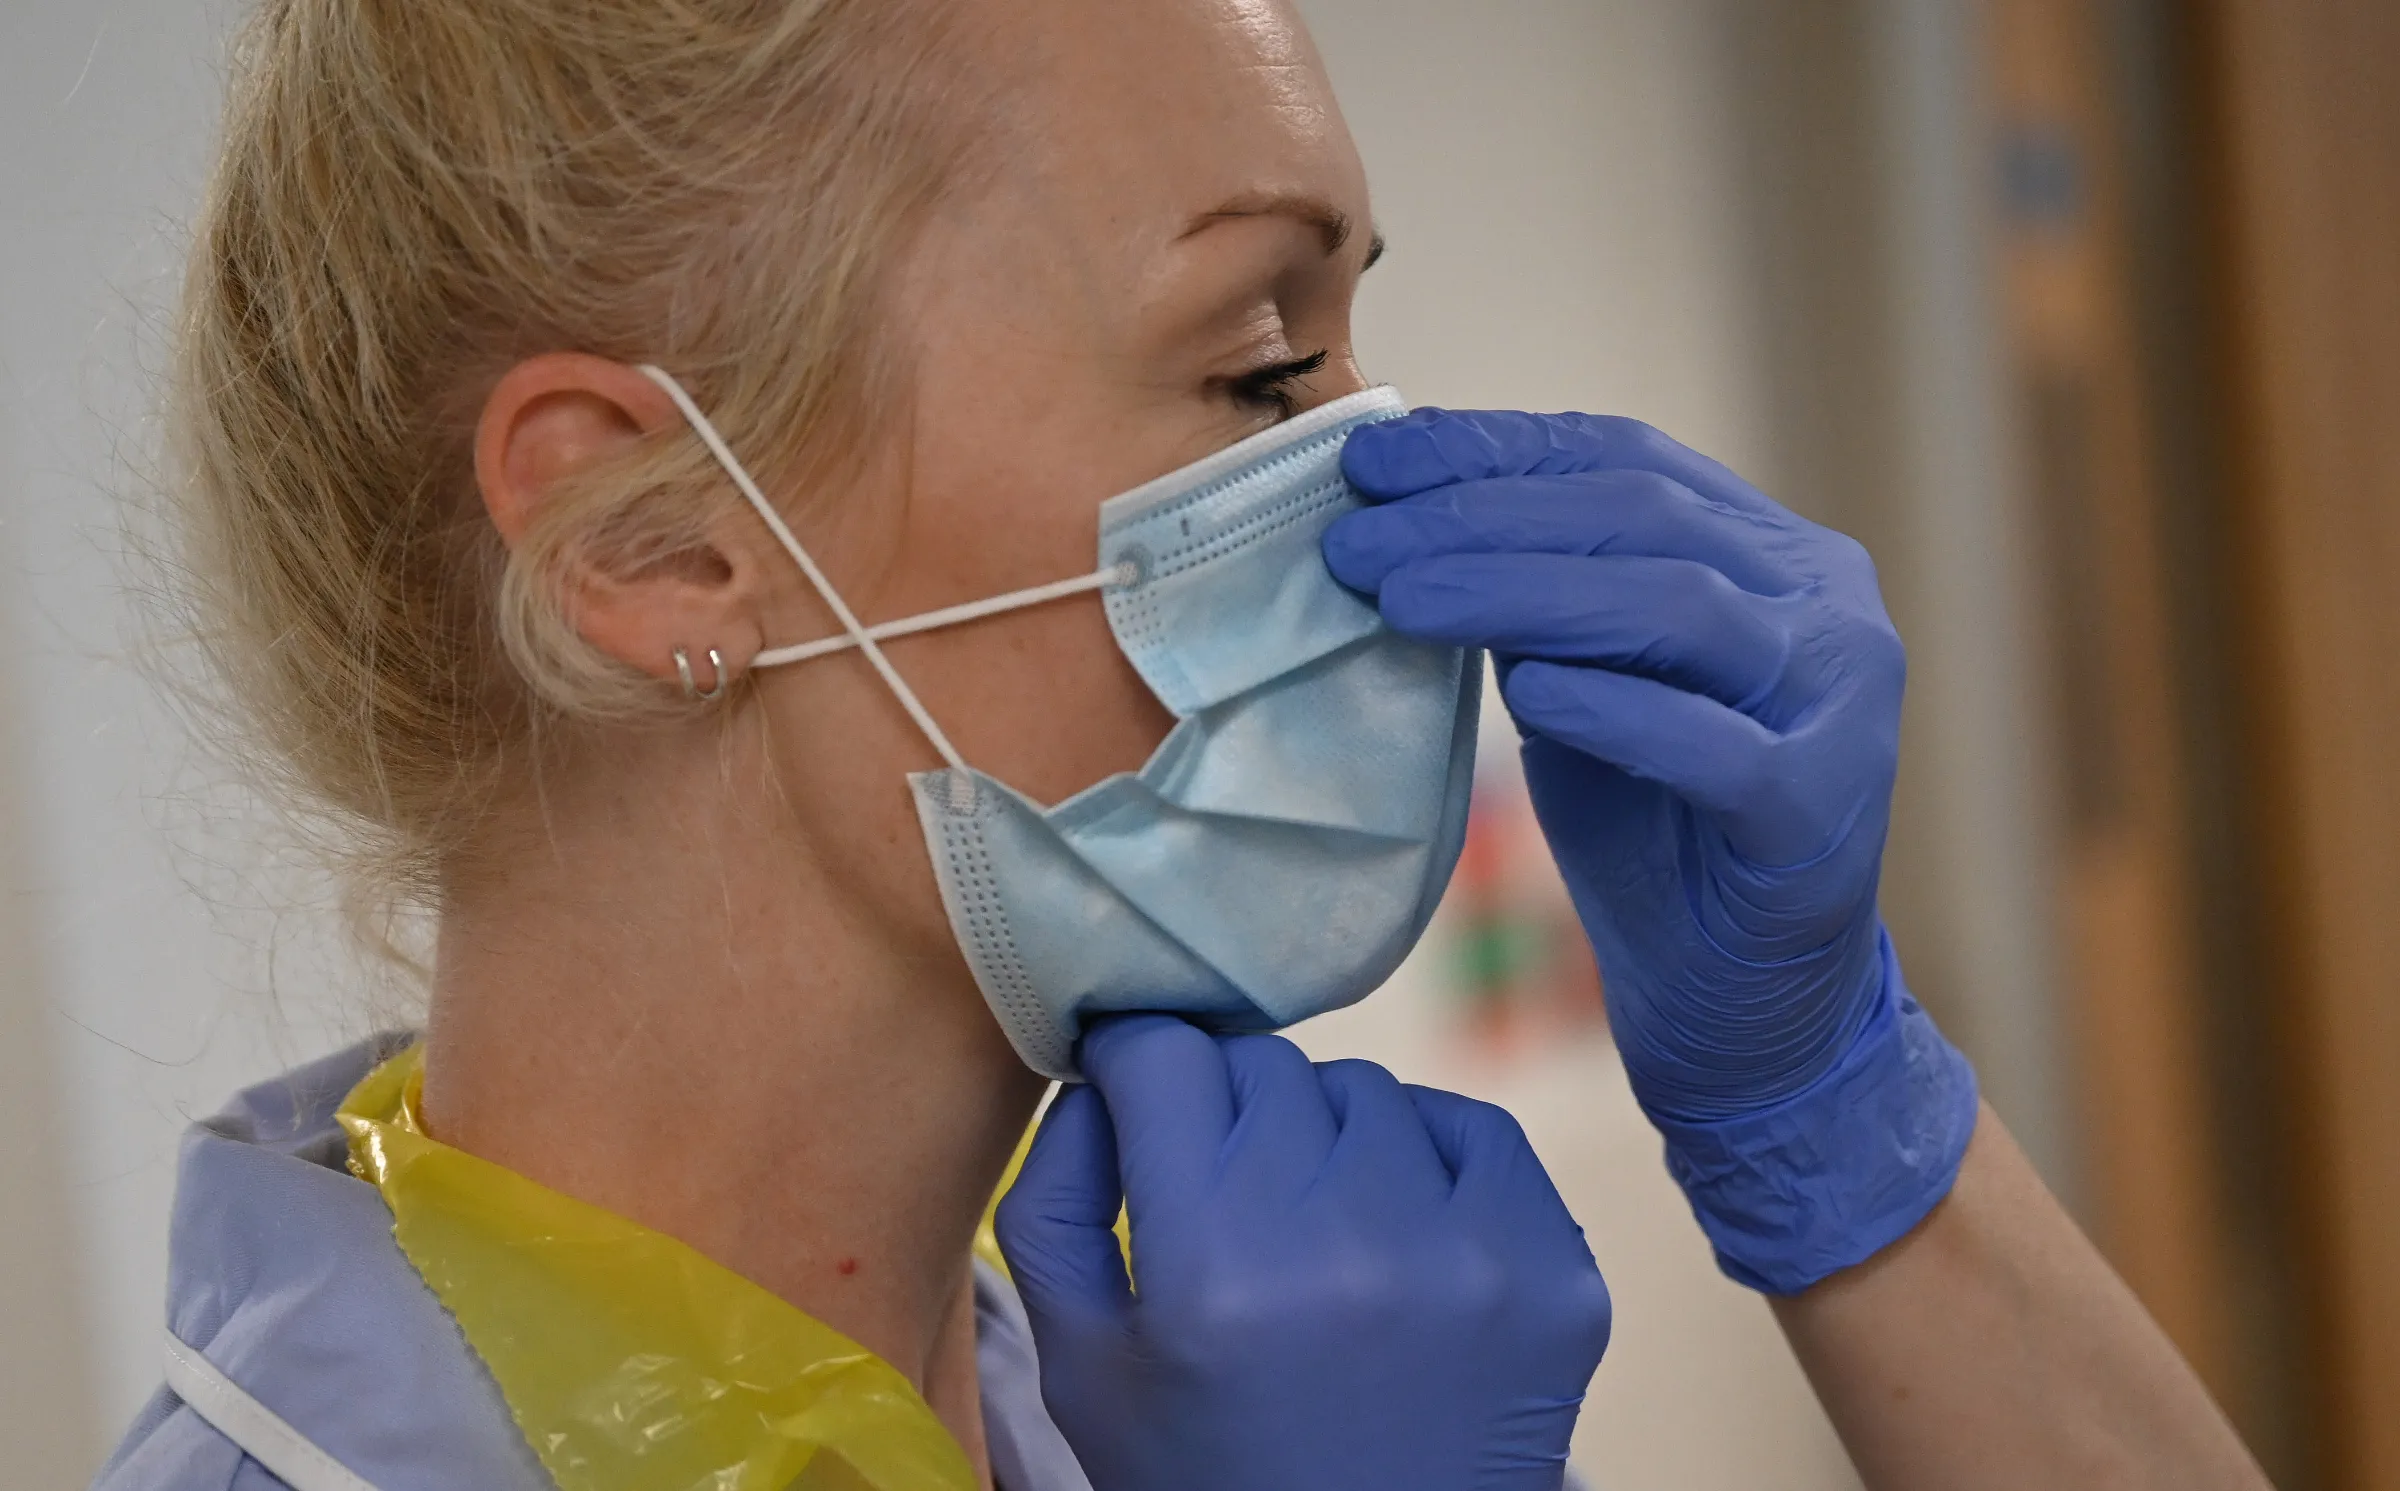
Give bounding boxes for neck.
[417,723,1042,1475]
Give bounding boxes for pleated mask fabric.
[641,373,1479,1079]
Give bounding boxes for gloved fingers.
[1077,1015,1235,1229]
[995,1085,1134,1336]
[1323,471,1804,598]
[1380,553,1791,717]
[1312,1058,1457,1204]
[1344,408,1784,524]
[1399,1083,1527,1179]
[1503,661,1821,860]
[1401,1085,1585,1239]
[1218,1034,1341,1199]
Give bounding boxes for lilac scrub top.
[89,1037,1091,1491]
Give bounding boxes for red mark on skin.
[836,1257,859,1277]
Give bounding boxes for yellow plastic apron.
[339,1046,982,1491]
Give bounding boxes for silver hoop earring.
[673,646,729,703]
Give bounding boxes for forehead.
[977,0,1365,221]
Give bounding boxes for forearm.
[1771,1105,2268,1491]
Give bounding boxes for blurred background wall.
[3,1,2395,1488]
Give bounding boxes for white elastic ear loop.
[635,364,968,772]
[753,562,1135,669]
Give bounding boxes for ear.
[475,353,764,689]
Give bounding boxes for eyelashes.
[1224,349,1330,418]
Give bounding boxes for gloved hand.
[1322,409,1979,1294]
[996,1015,1610,1491]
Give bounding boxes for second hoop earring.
[673,646,729,703]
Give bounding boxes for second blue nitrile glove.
[1322,408,1979,1295]
[997,1016,1610,1491]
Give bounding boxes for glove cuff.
[1648,931,1979,1295]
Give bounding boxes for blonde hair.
[174,0,988,911]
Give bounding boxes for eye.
[1221,349,1330,419]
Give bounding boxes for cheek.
[897,592,1176,806]
[877,400,1180,804]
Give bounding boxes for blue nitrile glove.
[996,1015,1611,1491]
[1322,409,1980,1295]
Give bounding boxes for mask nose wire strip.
[754,562,1137,669]
[636,364,968,773]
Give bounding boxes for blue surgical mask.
[641,372,1479,1079]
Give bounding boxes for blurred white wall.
[0,481,100,1491]
[1,2,366,1481]
[0,2,2040,1487]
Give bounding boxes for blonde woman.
[100,1,2268,1489]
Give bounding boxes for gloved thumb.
[994,1085,1134,1342]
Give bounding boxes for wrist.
[1611,911,1891,1125]
[1644,930,1980,1294]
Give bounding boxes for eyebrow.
[1188,192,1387,270]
